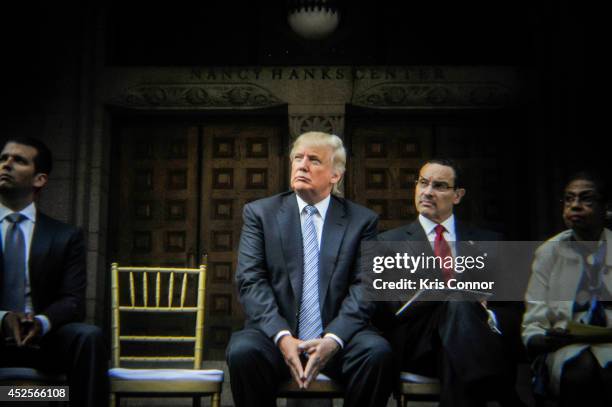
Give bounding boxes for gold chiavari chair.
[108,263,223,407]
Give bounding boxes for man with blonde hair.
[227,132,393,406]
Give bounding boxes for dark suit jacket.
[378,218,502,250]
[379,218,502,289]
[374,219,500,331]
[375,219,525,361]
[236,191,378,344]
[0,212,86,330]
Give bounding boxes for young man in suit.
[377,159,524,407]
[226,131,393,407]
[0,137,108,407]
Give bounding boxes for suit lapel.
[455,221,469,256]
[404,221,435,256]
[455,221,476,250]
[28,213,52,303]
[405,220,447,280]
[319,197,347,310]
[455,221,485,268]
[276,194,304,307]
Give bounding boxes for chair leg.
[211,392,221,407]
[192,396,201,407]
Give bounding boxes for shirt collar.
[296,193,331,220]
[0,202,37,223]
[418,213,455,236]
[570,229,607,243]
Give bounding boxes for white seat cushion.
[399,371,439,384]
[109,368,224,382]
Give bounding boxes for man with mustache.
[376,159,523,407]
[226,131,393,407]
[0,137,108,406]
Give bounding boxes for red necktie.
[434,224,454,282]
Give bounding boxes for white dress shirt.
[296,194,330,248]
[0,202,51,334]
[418,213,457,256]
[418,213,500,333]
[274,194,344,348]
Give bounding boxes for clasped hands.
[278,335,340,389]
[1,312,42,347]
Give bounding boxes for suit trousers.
[226,328,394,407]
[388,299,515,407]
[0,322,109,407]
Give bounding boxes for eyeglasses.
[561,192,601,207]
[415,178,456,192]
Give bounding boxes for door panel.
[199,124,283,359]
[117,124,200,266]
[348,125,433,232]
[434,124,514,231]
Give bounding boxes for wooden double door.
[112,119,285,359]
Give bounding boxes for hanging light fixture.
[287,0,340,40]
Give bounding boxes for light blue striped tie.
[298,205,323,340]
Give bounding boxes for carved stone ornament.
[353,82,514,108]
[111,83,284,109]
[289,115,344,140]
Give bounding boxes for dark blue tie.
[1,213,26,312]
